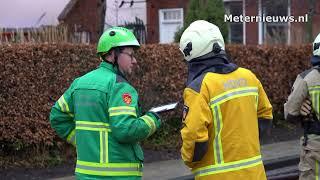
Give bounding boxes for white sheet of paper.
[149,102,179,113]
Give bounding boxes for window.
[225,1,243,44]
[262,0,289,44]
[163,10,182,21]
[159,8,184,43]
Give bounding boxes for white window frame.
[158,8,184,43]
[224,0,244,44]
[259,0,290,45]
[159,8,184,24]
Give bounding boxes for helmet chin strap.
[102,47,127,77]
[114,47,122,67]
[113,48,127,77]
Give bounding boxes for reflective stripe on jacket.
[309,85,320,120]
[285,66,320,121]
[181,67,273,180]
[50,62,160,179]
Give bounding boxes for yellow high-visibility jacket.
[181,66,273,180]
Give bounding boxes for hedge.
[0,43,312,148]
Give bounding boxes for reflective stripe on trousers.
[194,87,261,177]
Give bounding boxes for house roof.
[58,0,79,21]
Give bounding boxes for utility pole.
[115,0,119,26]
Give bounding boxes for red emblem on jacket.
[122,93,132,105]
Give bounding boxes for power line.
[119,0,146,8]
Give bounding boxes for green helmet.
[97,27,140,55]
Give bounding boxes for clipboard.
[149,102,179,113]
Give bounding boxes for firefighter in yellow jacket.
[179,20,273,180]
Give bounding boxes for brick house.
[146,0,189,44]
[58,0,106,43]
[105,0,147,28]
[235,0,320,45]
[147,0,320,45]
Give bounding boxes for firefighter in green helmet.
[50,27,161,179]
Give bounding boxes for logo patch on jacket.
[182,105,189,122]
[122,93,132,105]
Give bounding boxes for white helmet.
[313,33,320,56]
[179,20,225,62]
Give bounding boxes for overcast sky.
[0,0,69,28]
[0,0,146,28]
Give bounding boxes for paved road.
[52,140,301,180]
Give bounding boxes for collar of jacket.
[311,55,320,66]
[99,61,128,80]
[186,51,238,85]
[99,61,117,72]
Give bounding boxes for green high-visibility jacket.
[50,62,161,179]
